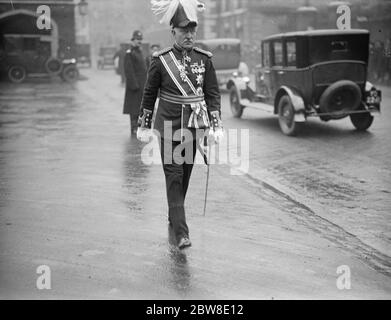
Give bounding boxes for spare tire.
[45,57,62,75]
[319,80,362,116]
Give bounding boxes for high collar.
[173,42,193,54]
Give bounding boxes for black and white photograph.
[0,0,390,304]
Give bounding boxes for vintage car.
[227,29,382,135]
[0,36,79,83]
[97,46,117,69]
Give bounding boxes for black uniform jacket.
[140,43,221,140]
[123,45,147,115]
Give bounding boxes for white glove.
[137,127,152,143]
[209,128,224,144]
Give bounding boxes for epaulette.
[152,47,172,58]
[193,47,213,58]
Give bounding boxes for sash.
[159,51,210,129]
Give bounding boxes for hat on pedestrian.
[151,0,205,28]
[131,30,143,41]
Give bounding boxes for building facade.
[201,0,391,69]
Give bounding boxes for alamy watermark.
[36,5,51,30]
[140,124,249,175]
[336,265,351,290]
[336,5,351,30]
[36,265,51,290]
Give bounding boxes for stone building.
[200,0,391,68]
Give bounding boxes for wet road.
[0,69,390,299]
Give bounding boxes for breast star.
[196,74,203,85]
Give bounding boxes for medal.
[196,74,203,85]
[178,64,187,82]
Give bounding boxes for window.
[286,41,296,67]
[221,0,227,12]
[263,42,270,67]
[331,41,348,52]
[4,37,21,52]
[273,41,283,66]
[23,38,37,51]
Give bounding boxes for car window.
[273,41,283,66]
[23,38,38,51]
[331,41,348,52]
[4,36,22,52]
[263,42,270,67]
[309,35,369,64]
[286,41,296,67]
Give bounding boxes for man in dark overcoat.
[123,30,148,135]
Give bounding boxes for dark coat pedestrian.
[123,30,148,134]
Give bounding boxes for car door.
[280,39,299,89]
[271,39,285,94]
[257,41,272,100]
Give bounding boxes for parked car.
[195,38,242,88]
[227,29,382,135]
[0,36,79,83]
[97,46,116,69]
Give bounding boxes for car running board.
[239,99,274,113]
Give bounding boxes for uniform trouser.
[159,138,197,242]
[129,115,138,133]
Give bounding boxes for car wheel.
[350,112,374,131]
[8,65,26,83]
[61,65,79,83]
[45,57,62,75]
[278,95,302,136]
[229,86,243,118]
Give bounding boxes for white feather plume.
[151,0,179,25]
[151,0,205,26]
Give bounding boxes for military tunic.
[141,43,221,140]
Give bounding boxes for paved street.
[0,68,390,299]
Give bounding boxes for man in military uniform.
[137,0,223,249]
[123,30,148,135]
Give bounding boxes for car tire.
[8,65,26,83]
[278,95,302,136]
[61,65,79,83]
[350,112,374,131]
[319,80,362,115]
[45,57,62,76]
[229,86,244,118]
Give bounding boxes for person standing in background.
[123,30,148,136]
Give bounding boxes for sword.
[202,135,210,217]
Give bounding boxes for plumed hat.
[151,0,205,28]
